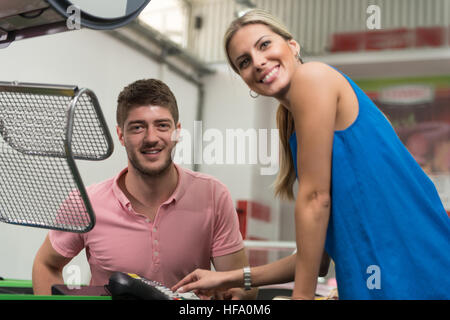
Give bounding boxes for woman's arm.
[212,249,258,299]
[289,62,338,299]
[172,253,297,294]
[172,249,331,295]
[249,253,297,287]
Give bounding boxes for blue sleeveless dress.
[289,67,450,300]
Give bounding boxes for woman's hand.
[171,268,237,299]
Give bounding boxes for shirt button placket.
[151,224,160,270]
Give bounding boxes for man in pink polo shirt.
[32,79,257,299]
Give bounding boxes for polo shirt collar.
[111,163,187,208]
[165,163,187,204]
[112,167,130,208]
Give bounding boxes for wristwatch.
[243,266,252,291]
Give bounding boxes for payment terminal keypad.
[107,272,200,300]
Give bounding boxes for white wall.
[198,64,255,201]
[0,28,199,283]
[199,64,286,241]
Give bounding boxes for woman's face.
[227,23,300,98]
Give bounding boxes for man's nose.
[143,126,159,143]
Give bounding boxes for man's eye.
[130,125,143,131]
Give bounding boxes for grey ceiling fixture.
[0,0,151,48]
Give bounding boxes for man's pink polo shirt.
[49,164,244,287]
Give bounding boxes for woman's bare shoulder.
[290,61,340,104]
[295,61,339,82]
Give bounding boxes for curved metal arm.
[65,87,114,161]
[46,0,151,30]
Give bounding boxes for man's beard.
[127,145,175,178]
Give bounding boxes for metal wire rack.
[0,81,113,232]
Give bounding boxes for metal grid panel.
[0,83,113,232]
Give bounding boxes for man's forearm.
[32,262,64,295]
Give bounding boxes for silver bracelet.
[243,266,252,291]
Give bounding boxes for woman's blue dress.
[289,67,450,299]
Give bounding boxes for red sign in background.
[330,26,450,52]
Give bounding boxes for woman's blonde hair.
[224,9,298,200]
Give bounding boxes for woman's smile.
[228,23,300,99]
[259,65,280,84]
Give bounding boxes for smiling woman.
[223,11,304,201]
[171,9,450,300]
[228,24,301,104]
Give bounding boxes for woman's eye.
[260,40,270,49]
[239,58,250,69]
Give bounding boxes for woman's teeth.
[262,67,278,83]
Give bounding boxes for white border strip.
[243,240,296,249]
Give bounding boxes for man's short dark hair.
[117,79,179,128]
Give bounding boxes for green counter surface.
[0,278,111,300]
[0,279,33,287]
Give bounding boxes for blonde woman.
[172,9,450,300]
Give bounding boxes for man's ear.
[172,122,182,143]
[116,125,125,146]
